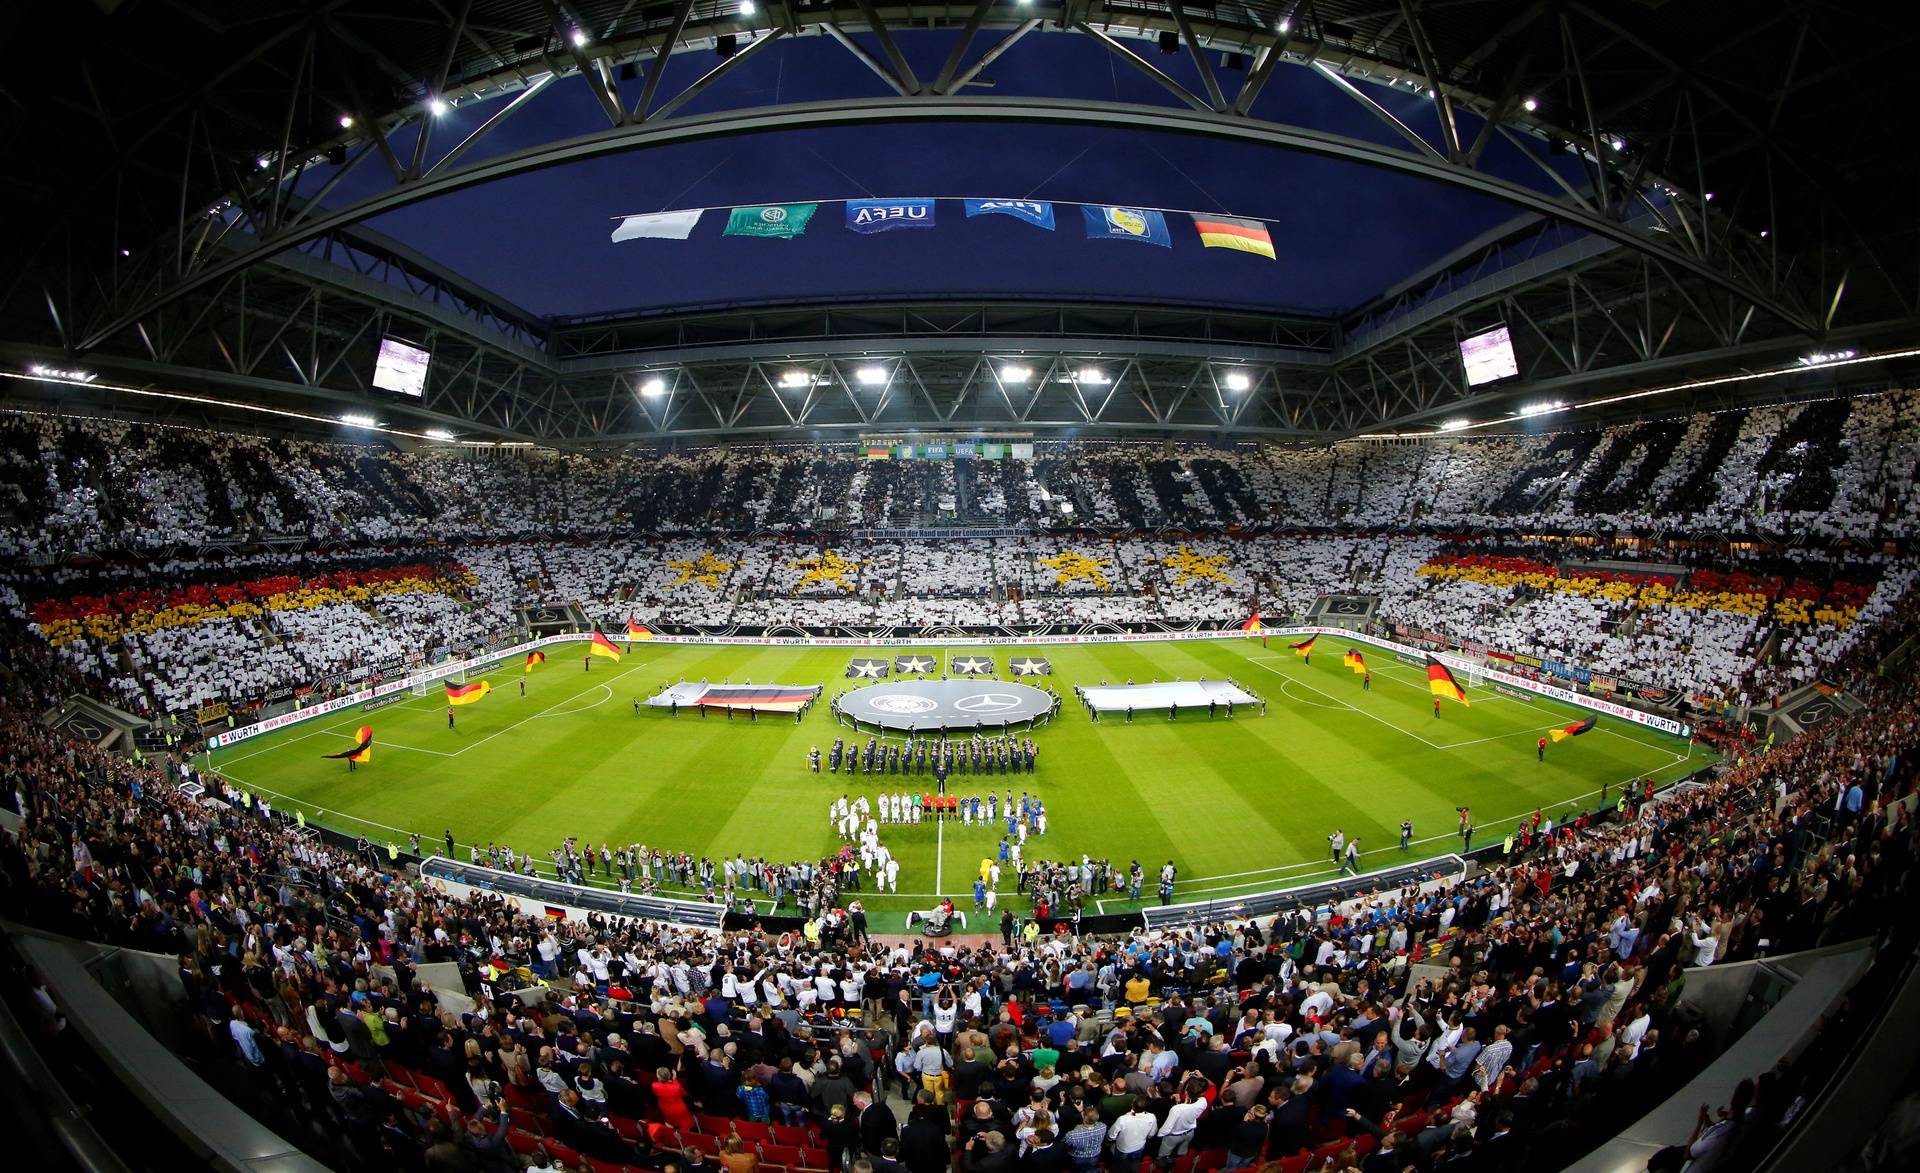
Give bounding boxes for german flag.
[1550,715,1598,742]
[324,726,373,762]
[1425,656,1469,705]
[1242,612,1263,633]
[627,618,655,640]
[542,905,568,920]
[1348,651,1368,674]
[446,679,491,705]
[589,631,623,660]
[1191,214,1276,260]
[524,650,545,673]
[1289,635,1318,656]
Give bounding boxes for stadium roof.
[1,1,1916,447]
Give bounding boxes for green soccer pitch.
[198,636,1708,930]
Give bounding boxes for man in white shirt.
[1155,1084,1208,1168]
[1689,917,1719,966]
[1108,1099,1158,1165]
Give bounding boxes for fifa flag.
[1242,612,1263,633]
[446,680,491,705]
[324,726,373,762]
[1551,715,1598,742]
[1289,635,1318,656]
[1082,205,1172,247]
[1191,214,1276,259]
[1348,651,1368,675]
[724,203,818,240]
[627,618,655,640]
[610,209,703,242]
[846,198,935,233]
[589,631,624,660]
[524,650,545,672]
[1426,656,1470,705]
[964,199,1056,230]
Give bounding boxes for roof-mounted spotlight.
[1075,368,1109,384]
[571,29,589,47]
[1437,418,1473,432]
[639,376,667,397]
[778,370,812,388]
[429,97,449,116]
[999,365,1033,383]
[338,113,354,128]
[855,366,888,386]
[425,428,457,441]
[1522,97,1537,112]
[1224,371,1253,392]
[340,413,381,428]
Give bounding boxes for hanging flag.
[1550,715,1598,742]
[589,631,624,660]
[724,203,818,240]
[1289,635,1318,656]
[1241,612,1263,633]
[964,199,1056,230]
[323,726,374,762]
[1082,205,1171,247]
[1426,656,1470,705]
[446,680,492,705]
[524,650,546,673]
[845,198,936,233]
[610,209,703,242]
[865,446,892,461]
[627,618,656,640]
[1348,651,1368,675]
[1191,214,1276,259]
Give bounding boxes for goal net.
[411,680,430,698]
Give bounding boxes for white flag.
[611,209,703,242]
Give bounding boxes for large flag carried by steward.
[324,726,373,762]
[589,631,623,660]
[1550,715,1598,742]
[1425,656,1470,704]
[1289,634,1318,656]
[627,618,655,640]
[1242,612,1263,633]
[1346,650,1368,674]
[524,650,545,672]
[446,680,491,705]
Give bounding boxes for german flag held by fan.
[524,650,545,673]
[589,631,623,660]
[446,679,491,705]
[1551,715,1598,742]
[324,726,373,762]
[1289,635,1317,656]
[1426,656,1470,704]
[627,618,656,640]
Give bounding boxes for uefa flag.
[845,198,935,233]
[611,209,703,242]
[724,203,818,239]
[446,680,491,705]
[1082,205,1172,247]
[1191,214,1276,259]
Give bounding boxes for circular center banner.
[837,679,1054,731]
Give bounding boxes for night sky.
[294,29,1591,321]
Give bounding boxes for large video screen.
[371,337,431,397]
[1459,325,1519,387]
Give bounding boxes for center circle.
[838,678,1053,732]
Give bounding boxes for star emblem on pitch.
[852,661,885,677]
[899,656,934,673]
[953,657,990,673]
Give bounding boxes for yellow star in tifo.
[1037,550,1112,590]
[1161,544,1232,586]
[665,551,736,590]
[794,549,863,592]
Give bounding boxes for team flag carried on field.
[627,618,655,640]
[324,726,373,762]
[1191,214,1276,259]
[1242,612,1263,633]
[524,651,545,672]
[1550,715,1598,742]
[1347,650,1368,674]
[446,680,491,705]
[589,631,624,660]
[1289,635,1318,656]
[1425,656,1470,705]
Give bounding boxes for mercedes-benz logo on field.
[955,693,1023,714]
[868,694,939,715]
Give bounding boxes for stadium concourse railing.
[419,856,726,931]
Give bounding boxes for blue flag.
[1082,204,1171,247]
[846,198,936,234]
[964,199,1056,230]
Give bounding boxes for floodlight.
[425,429,457,441]
[639,377,667,397]
[778,370,811,387]
[1437,418,1472,432]
[1075,367,1109,384]
[429,97,449,116]
[1224,371,1252,392]
[340,413,380,428]
[1522,97,1537,112]
[999,365,1033,383]
[571,30,589,47]
[855,366,888,386]
[338,114,354,128]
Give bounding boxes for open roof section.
[1,2,1915,445]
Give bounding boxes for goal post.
[410,679,429,698]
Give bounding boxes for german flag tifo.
[589,630,623,660]
[1551,715,1598,742]
[524,650,545,672]
[446,679,491,705]
[323,726,373,762]
[626,618,655,640]
[1241,611,1263,632]
[1289,634,1317,656]
[1425,655,1469,704]
[1347,650,1368,674]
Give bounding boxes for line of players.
[809,729,1039,777]
[828,789,1050,837]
